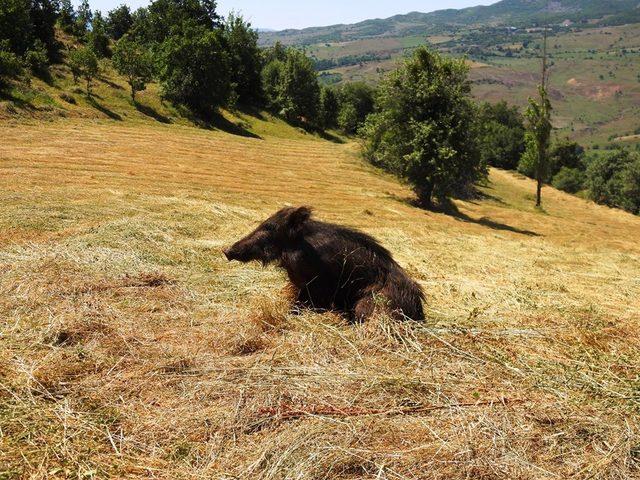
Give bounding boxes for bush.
[361,47,483,207]
[548,139,585,178]
[552,167,585,194]
[337,102,359,134]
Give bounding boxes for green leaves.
[362,47,483,206]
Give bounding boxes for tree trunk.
[536,178,542,207]
[416,183,434,209]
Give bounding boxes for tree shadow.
[88,96,122,121]
[99,76,124,90]
[134,101,171,124]
[191,111,262,139]
[317,129,346,144]
[234,104,266,120]
[432,198,541,237]
[0,88,35,110]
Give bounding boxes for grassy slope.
[1,87,640,479]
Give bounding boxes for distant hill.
[260,0,640,46]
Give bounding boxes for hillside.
[261,1,640,149]
[2,80,640,478]
[259,0,640,45]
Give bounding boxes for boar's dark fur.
[224,206,425,322]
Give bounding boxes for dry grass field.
[1,116,640,479]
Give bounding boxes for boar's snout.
[223,243,244,262]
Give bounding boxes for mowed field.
[1,117,640,479]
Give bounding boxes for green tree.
[337,82,375,134]
[29,0,60,61]
[0,41,23,86]
[337,101,359,134]
[145,0,220,43]
[552,167,585,194]
[262,48,320,124]
[261,58,285,110]
[157,24,230,116]
[57,0,75,34]
[75,0,92,37]
[476,101,525,170]
[586,150,640,214]
[112,35,153,101]
[319,86,339,129]
[69,46,98,94]
[548,139,584,178]
[24,38,49,76]
[224,13,262,105]
[361,47,483,207]
[0,0,32,56]
[522,84,552,207]
[107,4,133,40]
[88,11,110,58]
[523,27,553,208]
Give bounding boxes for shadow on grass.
[134,101,171,124]
[99,76,124,90]
[190,111,262,139]
[388,191,541,237]
[88,96,122,121]
[432,198,541,237]
[316,129,346,144]
[0,88,35,110]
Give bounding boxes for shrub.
[552,167,585,194]
[337,101,359,134]
[548,139,585,177]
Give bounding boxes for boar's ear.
[286,206,312,237]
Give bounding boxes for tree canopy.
[361,47,483,206]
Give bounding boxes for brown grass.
[0,118,639,479]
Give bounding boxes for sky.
[80,0,497,30]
